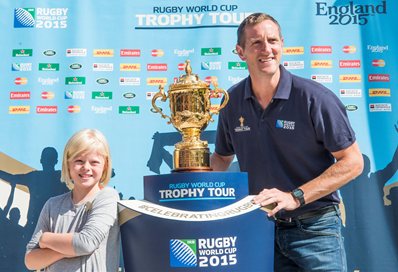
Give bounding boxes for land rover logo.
[123,92,136,99]
[96,78,109,84]
[70,63,82,70]
[345,105,358,111]
[43,50,56,56]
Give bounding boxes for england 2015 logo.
[14,7,68,29]
[315,1,387,25]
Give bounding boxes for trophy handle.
[210,81,229,119]
[151,85,172,123]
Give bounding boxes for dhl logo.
[14,77,28,85]
[146,77,167,85]
[68,105,81,113]
[9,106,30,114]
[120,63,141,71]
[151,49,164,57]
[41,91,55,99]
[369,88,390,97]
[311,60,332,68]
[339,74,361,82]
[93,49,114,57]
[372,59,385,67]
[283,47,304,55]
[343,45,356,53]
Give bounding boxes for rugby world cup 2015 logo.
[170,239,197,268]
[14,8,35,28]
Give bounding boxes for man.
[211,13,363,271]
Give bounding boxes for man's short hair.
[237,13,283,47]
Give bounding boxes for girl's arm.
[25,247,68,270]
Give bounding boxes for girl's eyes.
[73,159,101,165]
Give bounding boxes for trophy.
[151,60,229,172]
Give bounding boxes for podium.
[118,172,274,271]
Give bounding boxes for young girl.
[25,129,120,271]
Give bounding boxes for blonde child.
[25,129,120,271]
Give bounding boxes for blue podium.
[118,172,274,271]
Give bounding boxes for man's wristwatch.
[291,188,305,207]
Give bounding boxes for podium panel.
[119,172,274,272]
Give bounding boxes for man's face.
[236,20,284,78]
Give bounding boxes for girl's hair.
[61,129,112,190]
[237,12,283,47]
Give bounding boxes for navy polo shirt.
[215,65,356,217]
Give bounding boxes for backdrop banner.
[0,0,397,271]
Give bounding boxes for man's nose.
[260,41,272,53]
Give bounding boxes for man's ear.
[236,44,246,61]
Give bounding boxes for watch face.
[292,189,305,206]
[293,189,303,197]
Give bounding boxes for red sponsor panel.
[311,46,332,54]
[10,91,30,99]
[147,63,168,71]
[120,49,141,57]
[339,60,361,68]
[368,74,390,82]
[36,106,58,114]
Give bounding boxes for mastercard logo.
[205,76,218,85]
[14,77,28,85]
[151,49,164,57]
[372,59,385,67]
[343,46,356,53]
[41,91,55,99]
[67,105,81,113]
[178,63,186,70]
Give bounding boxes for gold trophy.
[151,60,229,172]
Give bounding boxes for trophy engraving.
[151,60,229,172]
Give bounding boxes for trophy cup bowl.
[151,60,229,172]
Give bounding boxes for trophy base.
[173,147,212,172]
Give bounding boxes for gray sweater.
[26,187,120,272]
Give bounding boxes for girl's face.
[68,151,105,193]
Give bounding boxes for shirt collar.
[244,65,292,100]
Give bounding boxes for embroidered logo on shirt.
[234,116,251,132]
[275,119,295,130]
